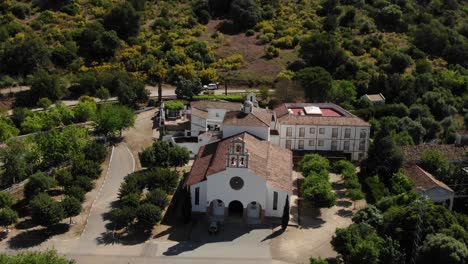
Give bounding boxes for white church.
[185,132,292,224]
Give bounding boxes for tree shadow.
[336,200,352,208]
[332,181,345,190]
[261,227,285,242]
[215,20,240,35]
[162,219,253,256]
[7,223,69,249]
[336,209,353,218]
[15,218,39,230]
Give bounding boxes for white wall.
[277,124,370,160]
[207,109,229,121]
[191,115,206,132]
[265,185,289,217]
[222,125,269,141]
[190,181,207,212]
[206,167,268,211]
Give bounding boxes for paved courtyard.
[270,173,366,263]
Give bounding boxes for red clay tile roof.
[403,164,453,193]
[186,132,293,193]
[278,115,370,127]
[191,101,241,112]
[223,108,272,127]
[401,144,468,163]
[274,103,370,127]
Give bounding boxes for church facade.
[185,132,292,223]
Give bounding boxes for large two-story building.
[186,97,370,161]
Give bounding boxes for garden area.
[105,139,190,242]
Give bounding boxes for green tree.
[0,139,38,186]
[71,156,102,179]
[73,100,97,122]
[302,175,337,208]
[0,118,19,143]
[175,76,202,99]
[420,149,452,183]
[0,207,18,228]
[29,69,65,103]
[94,104,136,137]
[0,250,75,264]
[332,223,385,264]
[24,172,57,200]
[329,80,357,108]
[417,233,468,264]
[136,203,161,230]
[75,23,120,63]
[140,141,188,168]
[0,192,14,208]
[83,141,107,162]
[299,33,347,72]
[229,0,260,30]
[168,145,190,167]
[309,257,328,264]
[389,52,412,74]
[96,87,111,101]
[29,193,65,226]
[61,196,82,224]
[121,193,140,209]
[299,154,330,176]
[295,67,332,102]
[37,98,52,109]
[103,2,140,40]
[0,35,50,76]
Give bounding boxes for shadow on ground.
[7,223,69,249]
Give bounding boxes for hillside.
[0,0,467,138]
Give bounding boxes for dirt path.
[123,109,158,170]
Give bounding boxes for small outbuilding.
[362,93,386,105]
[403,163,454,210]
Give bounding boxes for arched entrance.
[210,199,225,216]
[247,201,261,218]
[228,200,243,217]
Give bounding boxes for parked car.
[203,83,219,90]
[208,221,220,234]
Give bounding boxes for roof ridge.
[416,165,453,192]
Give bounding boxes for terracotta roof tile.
[191,101,241,111]
[186,132,293,193]
[403,164,453,193]
[401,144,468,163]
[223,108,272,127]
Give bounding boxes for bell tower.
[227,138,249,168]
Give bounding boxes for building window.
[298,140,304,149]
[345,128,351,138]
[195,187,200,205]
[273,191,278,210]
[360,130,367,139]
[215,113,219,118]
[332,128,338,138]
[299,127,305,137]
[358,153,364,160]
[309,139,315,146]
[331,141,337,150]
[285,140,292,149]
[359,140,365,151]
[318,140,324,146]
[310,127,315,134]
[286,127,292,137]
[343,141,350,151]
[319,128,325,134]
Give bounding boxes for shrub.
[245,29,255,36]
[264,46,279,59]
[299,154,330,176]
[83,141,107,162]
[146,188,168,208]
[71,156,102,179]
[10,3,30,19]
[165,100,185,110]
[193,94,244,102]
[136,203,162,229]
[272,36,295,49]
[0,192,14,208]
[24,172,57,200]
